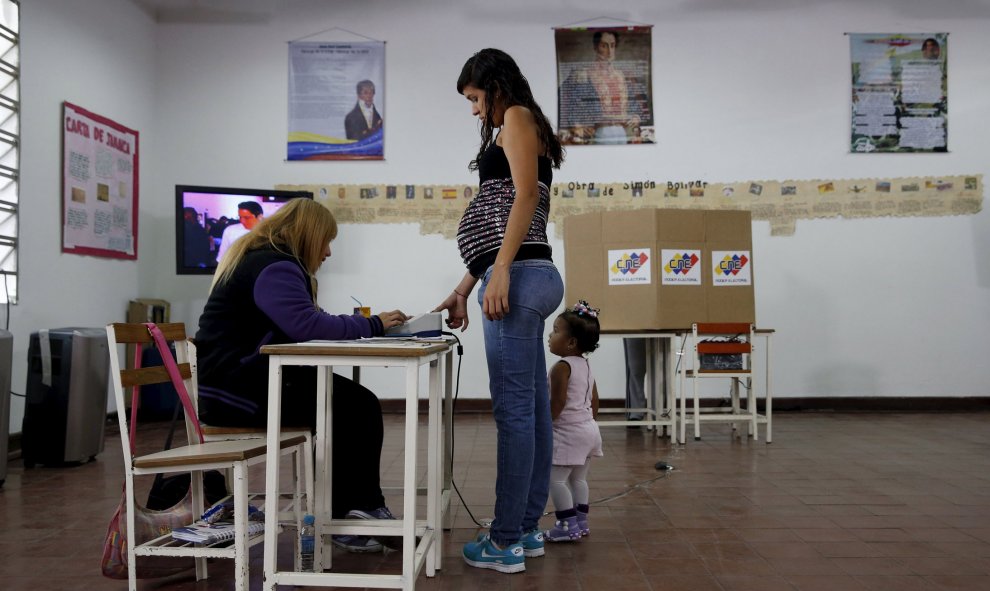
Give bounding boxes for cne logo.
[711,250,752,286]
[664,252,699,275]
[611,252,649,275]
[607,248,652,285]
[716,253,749,276]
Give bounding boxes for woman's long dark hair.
[457,48,564,171]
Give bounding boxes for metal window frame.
[0,0,18,305]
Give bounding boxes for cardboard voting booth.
[563,209,755,331]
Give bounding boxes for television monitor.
[175,185,314,275]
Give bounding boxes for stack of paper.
[172,520,264,544]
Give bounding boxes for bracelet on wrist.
[453,289,468,298]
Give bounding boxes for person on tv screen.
[344,80,383,141]
[211,216,228,239]
[182,206,213,268]
[216,201,263,263]
[195,198,409,553]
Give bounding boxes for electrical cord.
[587,466,672,507]
[441,330,676,527]
[440,330,487,528]
[540,465,674,517]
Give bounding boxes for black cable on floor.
[441,331,487,528]
[443,331,677,526]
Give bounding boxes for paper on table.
[362,336,452,343]
[298,339,438,348]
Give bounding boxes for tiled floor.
[1,411,989,590]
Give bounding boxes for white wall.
[10,0,157,431]
[10,0,990,433]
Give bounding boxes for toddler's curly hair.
[558,300,600,354]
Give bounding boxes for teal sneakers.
[462,533,525,573]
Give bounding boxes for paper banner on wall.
[555,25,655,146]
[61,102,138,259]
[278,173,982,239]
[849,33,948,153]
[287,40,385,160]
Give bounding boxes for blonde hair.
[211,198,338,304]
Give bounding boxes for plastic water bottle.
[300,514,316,572]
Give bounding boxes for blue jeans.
[478,259,564,546]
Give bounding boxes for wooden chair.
[186,340,314,540]
[679,323,759,442]
[107,322,308,591]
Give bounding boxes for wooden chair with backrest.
[679,322,759,442]
[107,322,308,591]
[186,340,314,534]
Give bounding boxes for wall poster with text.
[288,40,385,160]
[555,26,655,146]
[61,102,138,259]
[850,33,947,153]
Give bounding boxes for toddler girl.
[543,301,603,541]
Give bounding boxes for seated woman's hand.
[377,310,409,330]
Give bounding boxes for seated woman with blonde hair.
[195,197,408,553]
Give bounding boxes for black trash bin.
[22,328,109,467]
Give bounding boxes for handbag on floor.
[147,469,228,511]
[100,488,196,579]
[145,398,227,511]
[101,323,215,579]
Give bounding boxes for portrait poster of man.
[555,26,655,146]
[850,33,947,153]
[287,40,385,160]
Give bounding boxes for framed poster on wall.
[850,33,948,153]
[555,25,655,146]
[61,102,139,259]
[287,40,385,160]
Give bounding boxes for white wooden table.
[598,330,683,438]
[261,339,453,591]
